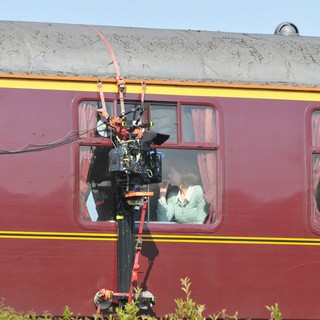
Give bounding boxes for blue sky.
[1,0,320,37]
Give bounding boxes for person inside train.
[156,160,207,224]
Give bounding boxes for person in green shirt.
[156,165,207,224]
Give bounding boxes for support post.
[117,207,135,295]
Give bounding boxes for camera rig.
[93,83,169,314]
[97,102,169,189]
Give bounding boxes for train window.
[149,105,177,142]
[156,148,217,224]
[116,102,148,123]
[78,100,219,225]
[79,101,113,138]
[79,146,116,221]
[181,105,216,143]
[79,144,161,222]
[79,146,217,224]
[311,111,320,229]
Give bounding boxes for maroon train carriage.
[1,21,320,319]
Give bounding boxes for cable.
[0,124,105,155]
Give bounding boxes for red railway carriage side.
[1,21,320,319]
[0,87,117,314]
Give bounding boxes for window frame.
[74,93,223,233]
[309,108,320,234]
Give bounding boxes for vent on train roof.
[274,22,299,36]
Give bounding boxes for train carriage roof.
[1,20,320,87]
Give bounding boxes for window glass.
[79,146,116,221]
[79,145,160,222]
[79,146,217,224]
[150,105,177,142]
[312,154,320,228]
[157,148,217,224]
[182,105,216,143]
[78,100,219,225]
[311,111,320,229]
[117,102,145,122]
[79,101,113,138]
[312,111,320,147]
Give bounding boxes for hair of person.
[180,172,199,186]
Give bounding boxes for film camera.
[109,130,169,186]
[97,107,169,187]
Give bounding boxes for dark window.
[79,146,116,221]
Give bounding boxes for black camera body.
[108,130,168,186]
[97,105,169,188]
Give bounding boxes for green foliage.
[0,297,29,320]
[0,301,87,320]
[111,300,141,320]
[210,309,238,320]
[92,313,105,320]
[165,277,206,320]
[164,278,238,320]
[0,283,283,320]
[58,305,80,320]
[266,303,282,320]
[107,288,155,320]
